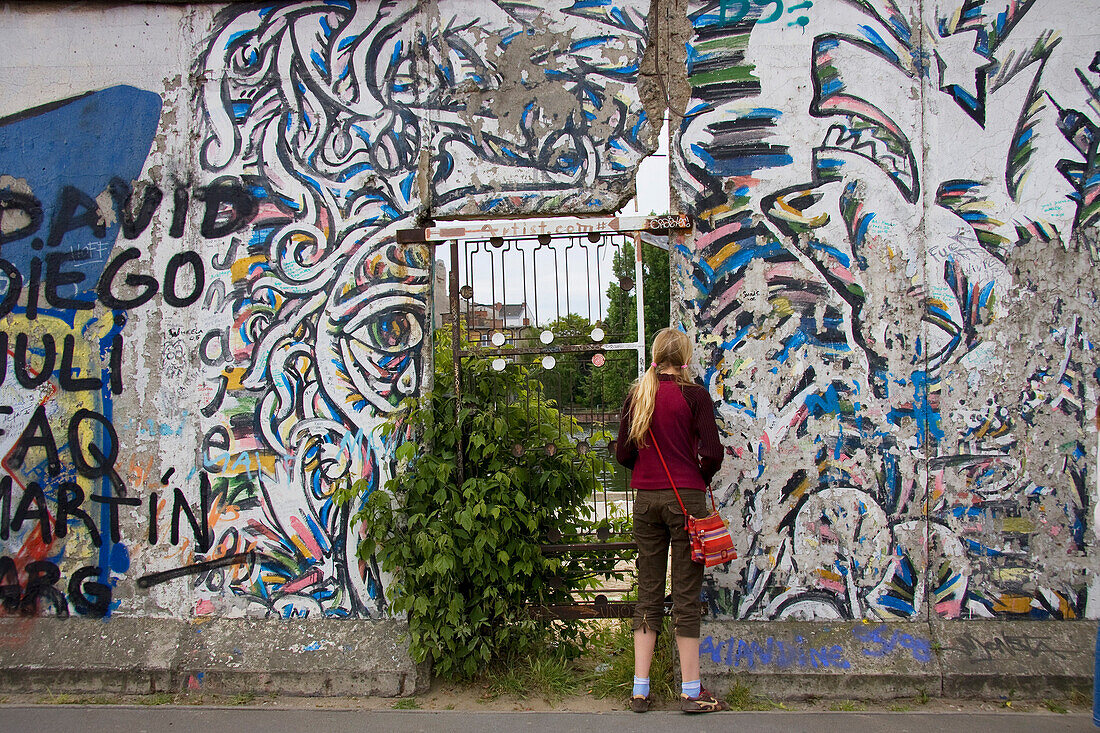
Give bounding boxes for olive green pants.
[632,488,707,638]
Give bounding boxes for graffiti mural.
[0,84,282,617]
[4,0,1093,634]
[186,0,653,618]
[0,0,652,621]
[0,86,163,616]
[676,0,1100,619]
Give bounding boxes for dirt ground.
[0,683,1091,715]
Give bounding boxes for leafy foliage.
[342,327,619,679]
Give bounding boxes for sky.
[434,118,670,327]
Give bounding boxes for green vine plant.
[337,327,629,679]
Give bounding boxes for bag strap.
[647,429,719,516]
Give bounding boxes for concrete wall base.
[0,617,428,697]
[699,620,1097,700]
[0,617,1093,700]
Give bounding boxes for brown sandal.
[630,694,651,713]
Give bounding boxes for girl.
[615,327,727,713]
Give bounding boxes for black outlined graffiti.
[678,0,1098,621]
[194,0,653,618]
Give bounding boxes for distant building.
[497,302,532,329]
[434,284,533,345]
[432,259,448,329]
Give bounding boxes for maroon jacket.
[615,374,723,491]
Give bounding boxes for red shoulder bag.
[648,429,736,567]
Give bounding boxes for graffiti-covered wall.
[677,0,1100,621]
[0,0,652,622]
[0,0,1097,660]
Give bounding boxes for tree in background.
[641,239,670,342]
[591,239,670,409]
[535,312,593,407]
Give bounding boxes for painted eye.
[229,36,263,74]
[539,130,586,176]
[349,308,424,355]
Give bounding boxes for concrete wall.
[0,0,651,626]
[0,0,1097,693]
[674,0,1100,622]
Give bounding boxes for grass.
[136,693,175,706]
[481,639,589,704]
[827,699,866,712]
[494,654,580,701]
[583,620,678,706]
[467,618,685,709]
[887,703,912,711]
[229,692,256,706]
[724,679,786,711]
[1042,699,1068,714]
[392,697,421,710]
[35,692,117,705]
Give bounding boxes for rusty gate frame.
[398,213,690,618]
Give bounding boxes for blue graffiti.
[701,634,851,669]
[0,86,162,294]
[852,624,932,662]
[712,0,813,28]
[703,626,933,668]
[0,85,162,610]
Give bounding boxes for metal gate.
[398,214,689,618]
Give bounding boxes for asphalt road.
[0,707,1093,733]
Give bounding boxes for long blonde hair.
[626,328,695,447]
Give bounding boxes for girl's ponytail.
[625,328,694,447]
[626,365,660,447]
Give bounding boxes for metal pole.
[634,232,646,377]
[449,238,465,487]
